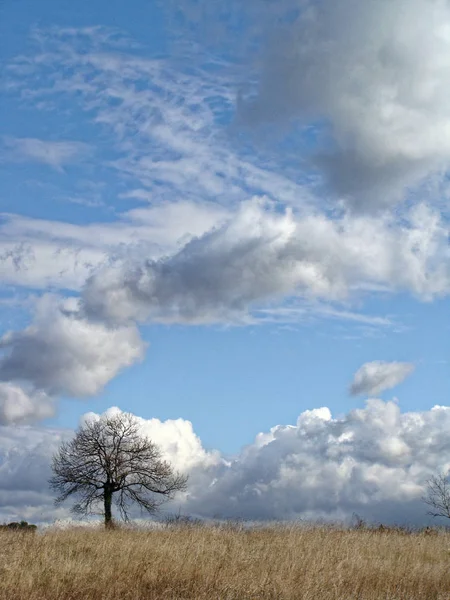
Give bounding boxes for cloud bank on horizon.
[1,401,450,526]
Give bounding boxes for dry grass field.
[0,523,449,599]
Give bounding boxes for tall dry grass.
[0,523,449,599]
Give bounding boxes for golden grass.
[1,524,449,599]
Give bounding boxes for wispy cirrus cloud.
[1,137,89,171]
[6,26,315,211]
[256,305,394,328]
[4,26,449,308]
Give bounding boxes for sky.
[0,0,449,526]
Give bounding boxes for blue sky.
[54,294,449,455]
[0,0,450,525]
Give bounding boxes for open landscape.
[2,1,450,598]
[1,524,450,600]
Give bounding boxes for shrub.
[0,521,37,532]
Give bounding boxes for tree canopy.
[49,412,188,527]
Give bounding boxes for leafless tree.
[49,412,188,528]
[422,472,450,521]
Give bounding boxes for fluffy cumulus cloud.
[1,402,450,526]
[0,383,54,426]
[82,407,221,474]
[0,295,145,419]
[350,361,415,396]
[184,400,450,525]
[83,199,450,325]
[0,407,219,524]
[231,0,450,209]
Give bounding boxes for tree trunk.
[104,487,113,529]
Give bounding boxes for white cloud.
[0,239,106,291]
[0,295,145,397]
[4,25,448,320]
[0,406,220,524]
[254,304,394,328]
[82,407,221,474]
[83,199,450,325]
[0,383,54,425]
[0,201,227,291]
[0,24,448,443]
[350,361,416,396]
[184,400,450,524]
[1,137,89,170]
[2,401,450,526]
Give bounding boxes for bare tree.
[49,412,188,528]
[422,472,450,521]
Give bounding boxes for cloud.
[5,26,313,211]
[0,202,228,291]
[83,199,450,325]
[82,406,221,474]
[4,25,447,319]
[184,400,450,525]
[172,0,450,210]
[0,407,219,524]
[0,295,145,397]
[4,24,450,301]
[2,401,450,526]
[1,137,89,170]
[254,304,394,328]
[0,383,54,425]
[0,24,448,433]
[0,424,70,524]
[350,361,416,396]
[0,239,106,291]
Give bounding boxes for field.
[0,523,449,599]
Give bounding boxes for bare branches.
[422,472,450,520]
[49,412,188,527]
